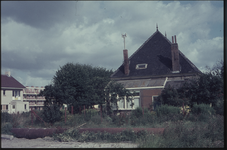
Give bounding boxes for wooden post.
[71,106,73,115]
[31,110,33,125]
[142,106,144,117]
[84,105,85,118]
[65,107,66,124]
[100,105,102,123]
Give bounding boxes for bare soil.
[1,135,138,148]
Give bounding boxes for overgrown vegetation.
[1,104,224,148]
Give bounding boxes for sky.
[1,1,224,87]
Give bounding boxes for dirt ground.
[1,135,138,148]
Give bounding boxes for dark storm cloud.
[1,1,78,29]
[1,1,223,87]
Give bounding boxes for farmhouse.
[110,27,201,111]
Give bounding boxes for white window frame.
[117,90,140,110]
[136,64,148,69]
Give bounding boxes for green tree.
[156,85,189,107]
[104,81,135,116]
[157,61,223,108]
[39,63,135,115]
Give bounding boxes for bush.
[213,99,224,115]
[156,104,180,117]
[1,112,13,123]
[191,103,215,115]
[42,104,63,124]
[90,115,102,125]
[1,122,13,135]
[131,107,143,118]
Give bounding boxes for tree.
[157,61,224,108]
[104,81,135,116]
[39,62,135,115]
[156,85,189,107]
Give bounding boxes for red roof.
[1,75,25,89]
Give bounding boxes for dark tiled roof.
[116,78,166,89]
[1,75,25,89]
[165,80,185,89]
[111,30,201,79]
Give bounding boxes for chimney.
[123,49,130,75]
[5,71,11,77]
[171,35,180,73]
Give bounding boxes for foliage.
[1,112,13,123]
[39,63,113,114]
[53,128,147,143]
[156,61,223,108]
[39,63,134,115]
[131,107,143,118]
[138,115,224,148]
[191,103,215,115]
[213,99,224,115]
[155,104,180,117]
[104,81,135,116]
[1,122,13,135]
[156,86,189,107]
[41,103,63,124]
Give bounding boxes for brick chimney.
[171,35,180,73]
[5,71,11,77]
[123,49,130,75]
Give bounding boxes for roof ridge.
[111,30,168,78]
[178,50,201,73]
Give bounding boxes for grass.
[1,107,224,148]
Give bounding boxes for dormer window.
[136,64,148,69]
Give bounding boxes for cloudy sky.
[1,1,223,87]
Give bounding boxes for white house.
[1,72,29,114]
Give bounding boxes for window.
[3,90,6,96]
[6,105,8,110]
[12,90,20,97]
[136,64,148,69]
[24,104,26,110]
[12,105,15,109]
[117,90,140,109]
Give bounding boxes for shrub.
[131,107,143,118]
[42,104,63,124]
[191,103,215,115]
[213,99,224,115]
[1,112,13,123]
[1,122,13,135]
[90,115,102,125]
[156,104,180,117]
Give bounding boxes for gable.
[111,30,201,79]
[1,75,25,89]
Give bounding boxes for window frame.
[136,64,148,69]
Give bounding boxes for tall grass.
[1,104,224,148]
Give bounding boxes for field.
[1,106,224,148]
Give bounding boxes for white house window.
[12,90,20,97]
[12,105,15,109]
[3,90,6,96]
[116,90,140,110]
[136,64,148,69]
